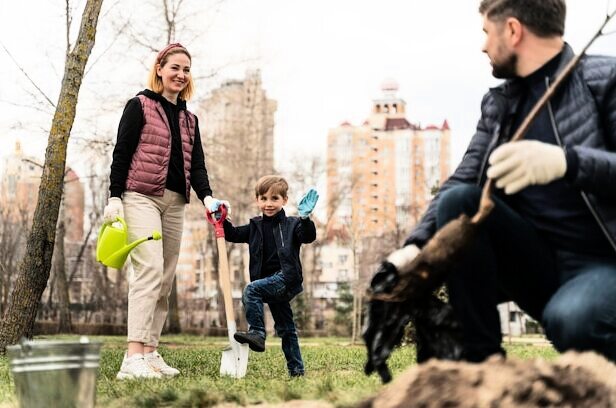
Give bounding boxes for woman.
[104,43,227,380]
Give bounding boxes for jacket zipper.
[545,77,616,254]
[477,123,501,185]
[478,91,509,185]
[279,224,285,248]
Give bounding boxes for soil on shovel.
[357,351,616,408]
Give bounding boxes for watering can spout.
[96,217,162,269]
[128,231,162,251]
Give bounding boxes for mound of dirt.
[216,401,333,408]
[358,351,616,407]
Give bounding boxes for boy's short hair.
[255,175,289,198]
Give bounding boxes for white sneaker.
[116,352,163,380]
[145,350,180,377]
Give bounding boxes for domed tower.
[372,78,406,117]
[367,78,411,131]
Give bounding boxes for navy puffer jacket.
[406,44,616,253]
[223,209,317,294]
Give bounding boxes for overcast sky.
[1,0,616,177]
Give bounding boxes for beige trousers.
[123,189,185,346]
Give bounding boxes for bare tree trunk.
[357,291,363,340]
[351,285,358,344]
[0,207,29,316]
[53,201,72,333]
[351,244,360,344]
[0,0,103,353]
[67,222,95,284]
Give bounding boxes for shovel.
[206,205,249,378]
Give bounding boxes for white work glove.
[487,140,567,195]
[371,244,420,293]
[103,197,124,224]
[203,195,232,215]
[386,244,421,274]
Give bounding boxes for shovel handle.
[206,205,228,238]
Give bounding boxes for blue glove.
[298,188,319,218]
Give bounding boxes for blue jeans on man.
[242,271,304,376]
[437,184,616,362]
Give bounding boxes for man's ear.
[505,17,523,46]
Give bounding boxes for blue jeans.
[242,271,304,375]
[437,185,616,362]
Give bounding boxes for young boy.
[222,175,318,377]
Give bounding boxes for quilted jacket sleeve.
[405,93,497,247]
[570,59,616,201]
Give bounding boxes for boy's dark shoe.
[234,331,265,352]
[289,371,304,378]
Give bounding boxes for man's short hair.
[255,175,289,198]
[479,0,566,37]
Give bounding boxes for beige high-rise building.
[197,69,277,222]
[0,141,42,222]
[327,80,451,241]
[0,141,84,242]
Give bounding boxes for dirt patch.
[216,401,333,408]
[358,351,616,407]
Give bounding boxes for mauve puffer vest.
[125,95,196,202]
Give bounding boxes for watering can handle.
[206,205,228,238]
[100,216,128,235]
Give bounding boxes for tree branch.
[0,42,56,108]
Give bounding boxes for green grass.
[0,335,557,407]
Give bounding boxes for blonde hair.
[147,46,195,101]
[255,175,289,198]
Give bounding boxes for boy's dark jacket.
[223,208,317,295]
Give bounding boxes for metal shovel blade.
[220,340,249,378]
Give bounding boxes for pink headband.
[156,43,186,63]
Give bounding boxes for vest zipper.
[545,77,616,254]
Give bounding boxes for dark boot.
[234,331,265,352]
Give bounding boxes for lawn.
[0,335,558,407]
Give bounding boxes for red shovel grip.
[206,204,228,238]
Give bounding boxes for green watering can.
[96,217,162,269]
